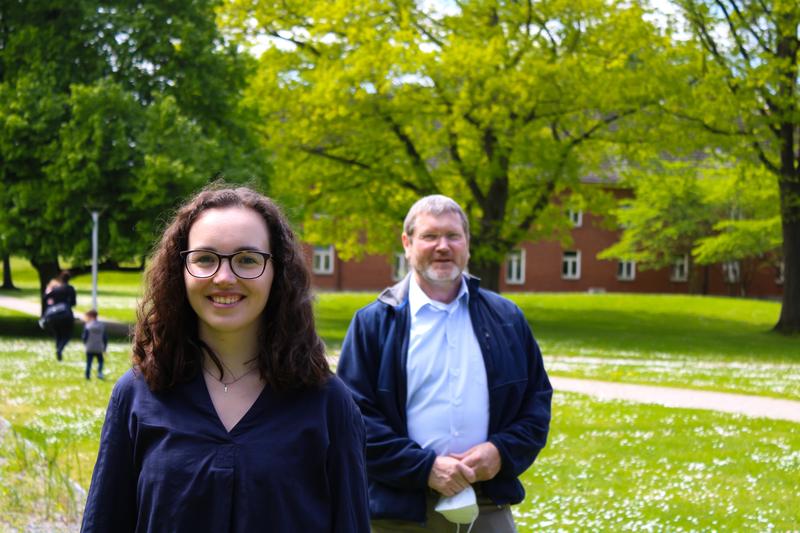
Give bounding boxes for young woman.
[81,185,369,532]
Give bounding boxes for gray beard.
[419,263,462,284]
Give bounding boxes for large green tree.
[223,0,674,290]
[598,159,715,292]
[600,157,781,294]
[0,0,269,302]
[666,0,799,332]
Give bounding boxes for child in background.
[82,310,107,380]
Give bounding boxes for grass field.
[518,393,800,531]
[0,333,797,530]
[1,259,799,529]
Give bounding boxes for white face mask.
[435,484,479,524]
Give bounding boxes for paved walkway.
[552,377,800,423]
[0,294,130,335]
[0,294,40,315]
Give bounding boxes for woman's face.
[184,206,274,340]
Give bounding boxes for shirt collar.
[408,274,469,316]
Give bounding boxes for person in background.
[82,309,106,380]
[43,271,77,361]
[337,194,552,532]
[81,184,369,532]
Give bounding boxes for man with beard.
[337,195,552,532]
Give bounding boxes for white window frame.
[312,245,335,275]
[722,260,740,284]
[617,260,636,281]
[776,261,784,285]
[392,252,408,281]
[562,250,581,280]
[671,254,689,282]
[505,249,526,285]
[568,209,583,228]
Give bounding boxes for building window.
[562,251,581,280]
[392,252,408,281]
[617,260,636,281]
[671,254,689,282]
[568,209,583,228]
[722,261,740,284]
[776,261,784,285]
[617,205,631,229]
[505,249,526,285]
[312,245,335,275]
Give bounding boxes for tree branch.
[530,13,558,56]
[752,139,780,174]
[516,178,558,235]
[302,146,426,195]
[300,145,371,169]
[382,114,436,190]
[450,130,486,205]
[713,0,751,63]
[684,4,731,76]
[563,110,637,149]
[727,0,775,55]
[668,108,750,136]
[267,30,321,57]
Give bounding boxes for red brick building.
[303,210,784,298]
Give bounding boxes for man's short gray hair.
[403,195,470,239]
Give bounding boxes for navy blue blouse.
[81,369,369,532]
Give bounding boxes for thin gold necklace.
[203,365,258,393]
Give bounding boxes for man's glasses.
[180,250,273,279]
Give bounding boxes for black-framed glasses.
[180,250,273,279]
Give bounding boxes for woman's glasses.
[180,250,273,279]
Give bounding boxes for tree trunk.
[469,257,501,293]
[772,24,800,333]
[1,254,18,290]
[774,206,800,334]
[31,258,61,314]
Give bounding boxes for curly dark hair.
[133,183,330,392]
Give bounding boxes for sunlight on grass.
[509,293,794,362]
[2,260,799,528]
[0,337,125,491]
[546,355,800,400]
[0,419,85,532]
[518,392,800,530]
[1,337,797,530]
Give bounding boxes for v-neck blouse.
[81,368,369,532]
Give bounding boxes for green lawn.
[1,259,799,528]
[3,260,799,399]
[519,392,800,530]
[0,321,122,530]
[509,293,800,400]
[1,334,797,530]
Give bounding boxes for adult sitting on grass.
[81,183,369,532]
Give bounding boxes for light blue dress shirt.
[406,275,490,456]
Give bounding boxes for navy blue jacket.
[81,369,370,532]
[337,275,552,522]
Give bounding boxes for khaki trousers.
[371,491,518,533]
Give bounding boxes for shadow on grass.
[0,316,129,342]
[525,306,799,361]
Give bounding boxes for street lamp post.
[90,210,100,311]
